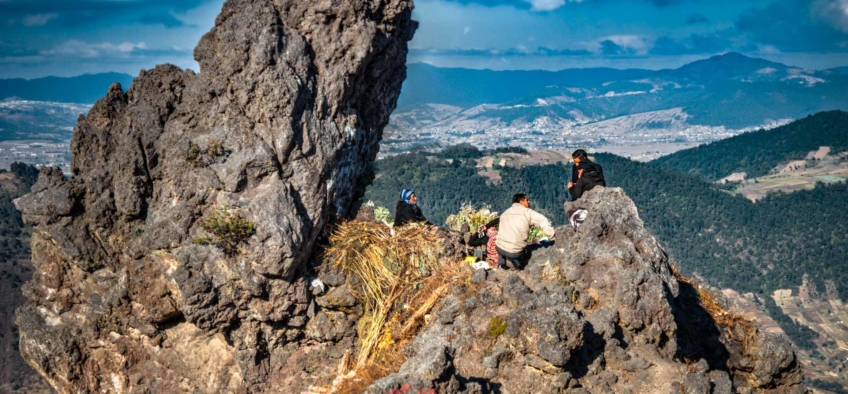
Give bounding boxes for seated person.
[394,189,432,227]
[495,194,556,270]
[567,149,606,201]
[467,218,501,267]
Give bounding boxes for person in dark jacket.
[394,189,432,227]
[567,149,606,201]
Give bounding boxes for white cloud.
[593,35,649,55]
[23,13,57,27]
[524,0,583,12]
[814,0,848,33]
[41,40,148,58]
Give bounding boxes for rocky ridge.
[364,187,807,394]
[11,0,807,393]
[14,0,415,392]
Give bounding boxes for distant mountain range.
[2,54,848,149]
[0,73,133,104]
[394,52,848,135]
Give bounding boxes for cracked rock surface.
[12,0,808,393]
[14,0,415,392]
[369,188,808,394]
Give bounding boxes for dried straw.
[326,221,463,378]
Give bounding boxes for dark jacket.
[571,160,606,186]
[394,201,430,227]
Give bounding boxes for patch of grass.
[198,208,255,256]
[187,139,228,167]
[207,139,225,158]
[186,142,202,166]
[487,316,507,341]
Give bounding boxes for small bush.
[207,139,225,158]
[187,140,228,167]
[198,208,255,255]
[487,316,507,341]
[186,143,202,166]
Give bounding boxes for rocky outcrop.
[11,0,808,393]
[14,0,415,392]
[368,187,808,394]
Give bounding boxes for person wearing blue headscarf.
[394,188,431,227]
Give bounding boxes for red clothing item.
[486,227,499,267]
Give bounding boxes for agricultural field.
[726,147,848,201]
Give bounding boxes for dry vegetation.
[324,221,473,393]
[672,265,751,330]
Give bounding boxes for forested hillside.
[653,111,848,181]
[366,145,573,225]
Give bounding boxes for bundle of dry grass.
[325,220,470,392]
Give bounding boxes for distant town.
[0,140,71,174]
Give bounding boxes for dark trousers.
[569,177,603,201]
[496,246,531,270]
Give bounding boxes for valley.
[384,106,791,161]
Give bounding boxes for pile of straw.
[325,220,468,388]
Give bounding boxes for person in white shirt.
[495,193,556,270]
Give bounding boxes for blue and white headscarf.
[400,189,416,205]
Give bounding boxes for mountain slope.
[0,100,91,141]
[0,73,133,104]
[656,52,789,84]
[398,63,653,110]
[366,149,848,301]
[652,110,848,181]
[386,53,848,156]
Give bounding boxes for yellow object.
[465,256,478,265]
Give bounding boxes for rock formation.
[13,0,808,393]
[14,0,415,392]
[366,188,808,394]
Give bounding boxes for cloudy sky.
[1,0,848,78]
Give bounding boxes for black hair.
[572,149,588,160]
[512,193,527,204]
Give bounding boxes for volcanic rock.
[368,188,808,394]
[14,0,415,392]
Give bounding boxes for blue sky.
[1,0,848,78]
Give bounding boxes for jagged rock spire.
[14,0,415,391]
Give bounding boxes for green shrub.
[198,208,255,255]
[186,143,202,166]
[487,316,507,341]
[187,140,227,167]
